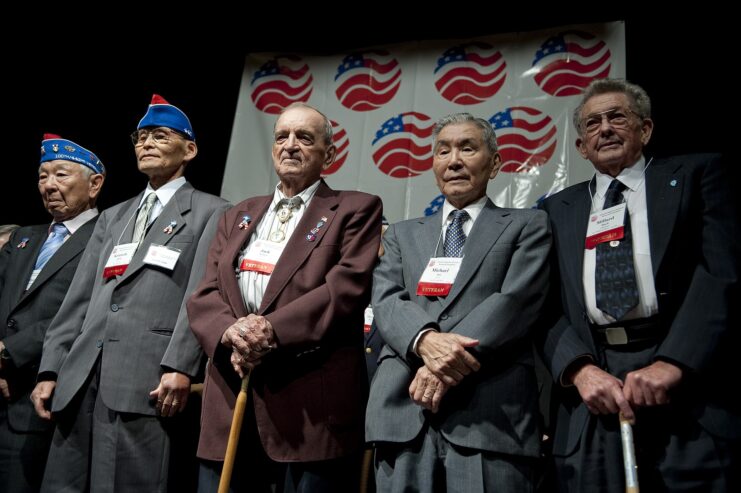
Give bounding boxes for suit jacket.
[39,183,229,416]
[539,154,741,457]
[0,218,96,432]
[364,318,384,385]
[365,199,551,459]
[187,181,382,462]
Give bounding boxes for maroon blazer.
[188,181,382,461]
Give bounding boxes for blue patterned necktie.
[443,210,469,257]
[34,223,69,270]
[595,179,639,320]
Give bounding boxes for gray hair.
[38,162,97,178]
[573,78,652,136]
[432,113,498,154]
[275,102,334,145]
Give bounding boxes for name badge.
[103,243,138,278]
[143,244,182,271]
[585,203,627,249]
[239,239,285,275]
[416,257,463,296]
[364,306,374,333]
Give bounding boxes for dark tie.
[132,192,157,244]
[595,179,639,320]
[443,210,469,257]
[34,223,69,270]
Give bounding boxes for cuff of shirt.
[412,327,438,357]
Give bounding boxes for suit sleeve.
[162,202,229,377]
[38,211,107,377]
[264,195,382,347]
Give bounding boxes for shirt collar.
[441,195,488,226]
[59,207,99,235]
[272,179,321,209]
[139,176,187,209]
[594,155,646,199]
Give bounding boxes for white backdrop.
[221,22,625,222]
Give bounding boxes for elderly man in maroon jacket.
[187,103,382,492]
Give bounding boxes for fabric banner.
[222,22,625,222]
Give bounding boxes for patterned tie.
[132,192,157,244]
[34,223,69,270]
[443,210,469,257]
[595,179,639,320]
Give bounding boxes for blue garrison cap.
[40,133,105,174]
[137,94,195,140]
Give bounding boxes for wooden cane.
[359,447,374,493]
[218,369,252,493]
[619,412,639,493]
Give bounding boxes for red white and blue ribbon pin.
[17,237,29,248]
[306,216,328,242]
[163,220,177,234]
[238,215,251,230]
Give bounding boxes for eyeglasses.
[130,128,183,146]
[579,108,637,136]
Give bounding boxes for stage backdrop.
[222,21,625,222]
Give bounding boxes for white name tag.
[585,203,627,249]
[240,239,286,275]
[26,269,41,290]
[143,244,182,271]
[416,257,463,297]
[103,243,138,278]
[364,306,374,333]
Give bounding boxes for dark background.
[3,16,731,226]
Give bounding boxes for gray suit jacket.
[39,183,228,416]
[0,218,96,432]
[366,199,551,458]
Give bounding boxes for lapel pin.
[670,179,677,187]
[163,220,177,235]
[17,237,29,248]
[306,233,316,242]
[306,217,327,241]
[238,215,251,230]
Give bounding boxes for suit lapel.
[259,182,338,314]
[9,226,46,304]
[645,158,683,276]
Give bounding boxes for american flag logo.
[489,106,557,173]
[425,194,445,216]
[250,56,313,114]
[532,30,611,97]
[321,120,349,176]
[434,42,507,105]
[372,112,434,178]
[334,51,402,111]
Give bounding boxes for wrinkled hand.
[409,366,449,413]
[148,372,190,417]
[417,331,480,386]
[31,381,56,420]
[623,360,682,408]
[571,363,634,420]
[221,315,276,352]
[230,348,266,378]
[0,377,10,400]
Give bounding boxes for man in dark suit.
[539,78,740,491]
[366,113,551,492]
[187,102,382,492]
[0,134,104,493]
[31,95,229,493]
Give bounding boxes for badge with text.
[416,257,463,296]
[585,203,627,249]
[364,306,374,333]
[239,239,285,275]
[143,244,182,270]
[103,243,138,278]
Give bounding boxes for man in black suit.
[0,134,104,493]
[539,78,740,491]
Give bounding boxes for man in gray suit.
[31,95,229,492]
[0,134,104,493]
[366,113,551,492]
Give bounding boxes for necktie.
[132,192,157,244]
[270,196,303,242]
[443,210,469,257]
[34,223,69,270]
[595,179,639,320]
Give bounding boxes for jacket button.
[96,340,103,348]
[440,314,449,320]
[7,319,16,328]
[365,347,373,354]
[110,304,119,312]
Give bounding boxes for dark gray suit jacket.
[0,218,96,432]
[39,183,228,416]
[366,199,551,458]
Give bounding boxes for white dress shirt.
[137,176,187,226]
[238,180,321,313]
[583,156,658,324]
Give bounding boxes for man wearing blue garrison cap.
[33,95,229,493]
[0,134,105,493]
